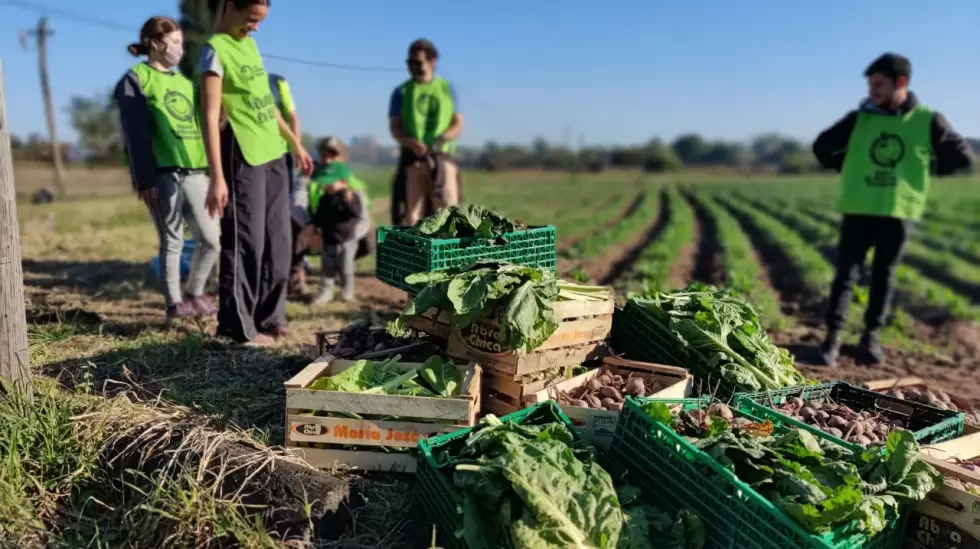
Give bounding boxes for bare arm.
[441,113,464,141]
[201,72,225,184]
[388,116,413,148]
[276,109,302,153]
[286,110,301,142]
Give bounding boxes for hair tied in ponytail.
[127,42,150,57]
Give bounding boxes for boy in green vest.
[812,52,972,366]
[388,38,465,225]
[292,137,372,304]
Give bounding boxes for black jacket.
[313,189,364,245]
[812,92,973,176]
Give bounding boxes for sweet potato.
[707,403,734,421]
[598,386,624,402]
[623,377,645,397]
[568,399,589,408]
[585,378,603,392]
[585,394,602,409]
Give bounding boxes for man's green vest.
[308,161,370,215]
[206,34,285,166]
[132,63,208,169]
[838,106,934,221]
[399,77,456,153]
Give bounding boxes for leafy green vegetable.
[390,261,609,353]
[308,356,463,398]
[669,406,943,537]
[435,415,705,549]
[628,283,806,393]
[410,205,525,240]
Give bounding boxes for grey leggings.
[150,170,221,307]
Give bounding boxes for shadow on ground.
[23,258,159,300]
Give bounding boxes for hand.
[296,224,317,253]
[293,144,314,176]
[138,187,157,211]
[407,139,428,157]
[206,176,229,219]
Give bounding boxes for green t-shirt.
[205,34,285,166]
[838,106,934,221]
[131,63,207,169]
[399,76,456,153]
[308,161,370,214]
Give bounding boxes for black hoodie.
[812,92,973,176]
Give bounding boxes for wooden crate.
[479,366,578,417]
[447,292,614,376]
[524,356,693,447]
[862,377,974,412]
[905,425,980,548]
[283,354,481,474]
[409,308,452,341]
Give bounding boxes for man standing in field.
[812,52,973,366]
[388,38,465,226]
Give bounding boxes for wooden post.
[0,58,32,396]
[23,17,66,199]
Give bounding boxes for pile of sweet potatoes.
[556,370,664,411]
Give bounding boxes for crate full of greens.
[284,353,480,473]
[736,381,964,448]
[416,400,707,549]
[612,283,807,401]
[609,396,944,549]
[389,261,613,376]
[376,205,556,293]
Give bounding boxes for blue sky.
[0,0,978,147]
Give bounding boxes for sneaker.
[166,301,199,323]
[187,294,218,317]
[818,331,841,366]
[289,267,307,296]
[339,288,355,303]
[858,332,885,365]
[313,283,335,306]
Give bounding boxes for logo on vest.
[239,64,266,82]
[163,90,194,123]
[866,131,905,187]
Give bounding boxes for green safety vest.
[838,106,934,221]
[206,34,285,166]
[132,63,208,170]
[308,161,370,214]
[399,77,456,153]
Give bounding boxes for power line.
[0,0,402,73]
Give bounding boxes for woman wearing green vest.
[812,52,973,366]
[115,16,220,324]
[199,0,314,346]
[388,38,465,226]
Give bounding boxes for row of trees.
[461,134,824,174]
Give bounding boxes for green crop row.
[690,193,787,329]
[621,187,696,295]
[559,191,643,255]
[566,188,661,259]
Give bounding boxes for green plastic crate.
[375,225,557,293]
[415,401,578,549]
[608,396,903,549]
[611,301,742,401]
[736,381,964,448]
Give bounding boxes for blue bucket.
[150,239,196,281]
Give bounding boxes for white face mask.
[161,43,184,67]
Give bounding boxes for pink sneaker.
[187,294,218,317]
[166,301,199,323]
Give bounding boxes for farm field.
[10,167,980,548]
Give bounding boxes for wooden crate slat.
[286,447,418,473]
[286,414,457,447]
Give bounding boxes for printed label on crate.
[561,406,618,448]
[288,416,454,448]
[905,511,980,549]
[457,321,609,356]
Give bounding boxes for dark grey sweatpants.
[217,129,290,343]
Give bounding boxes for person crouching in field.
[115,16,220,324]
[199,0,314,346]
[292,137,373,305]
[811,52,973,366]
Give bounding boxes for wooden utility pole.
[0,59,32,397]
[22,17,66,199]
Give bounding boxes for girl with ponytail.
[115,16,221,323]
